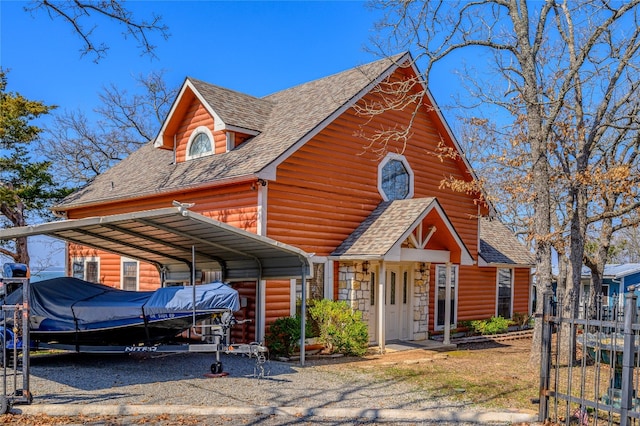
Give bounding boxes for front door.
[385,267,401,340]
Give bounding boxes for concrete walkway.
[13,403,539,424]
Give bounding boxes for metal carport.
[0,205,312,354]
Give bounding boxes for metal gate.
[539,289,640,425]
[0,274,32,414]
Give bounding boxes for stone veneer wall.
[337,262,431,341]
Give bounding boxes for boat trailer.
[0,264,268,415]
[37,311,269,377]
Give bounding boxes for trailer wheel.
[210,362,222,374]
[0,396,10,414]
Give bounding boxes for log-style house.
[52,53,534,346]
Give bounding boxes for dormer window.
[186,126,214,160]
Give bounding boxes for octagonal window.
[378,153,414,201]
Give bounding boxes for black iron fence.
[539,289,640,425]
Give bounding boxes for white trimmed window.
[497,268,513,318]
[378,153,414,201]
[186,126,214,160]
[72,257,100,283]
[435,264,458,330]
[291,262,326,316]
[121,258,139,291]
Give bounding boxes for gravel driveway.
[7,350,536,425]
[27,351,455,408]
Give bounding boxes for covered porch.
[331,198,474,353]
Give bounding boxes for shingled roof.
[56,53,409,210]
[188,78,274,133]
[332,198,474,265]
[479,217,534,266]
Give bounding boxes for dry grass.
[326,336,540,413]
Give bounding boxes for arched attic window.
[186,126,214,160]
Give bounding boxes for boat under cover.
[4,277,240,345]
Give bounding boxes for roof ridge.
[187,77,274,105]
[262,52,409,100]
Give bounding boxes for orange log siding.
[267,68,481,258]
[174,99,216,162]
[265,280,291,324]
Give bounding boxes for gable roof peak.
[186,77,274,134]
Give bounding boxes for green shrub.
[470,316,511,335]
[265,315,310,357]
[308,299,369,357]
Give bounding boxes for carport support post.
[300,267,306,366]
[191,246,196,326]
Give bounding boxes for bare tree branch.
[25,0,169,62]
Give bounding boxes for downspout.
[255,260,263,343]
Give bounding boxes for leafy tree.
[0,71,71,264]
[368,0,640,363]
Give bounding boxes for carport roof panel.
[0,207,310,280]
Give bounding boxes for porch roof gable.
[330,198,474,265]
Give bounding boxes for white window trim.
[121,257,140,291]
[495,268,514,319]
[225,131,235,152]
[434,264,458,331]
[72,257,100,282]
[377,152,415,201]
[186,125,214,160]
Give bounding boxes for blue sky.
[3,1,394,109]
[0,1,465,268]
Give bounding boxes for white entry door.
[385,267,400,340]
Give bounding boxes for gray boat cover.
[5,277,239,331]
